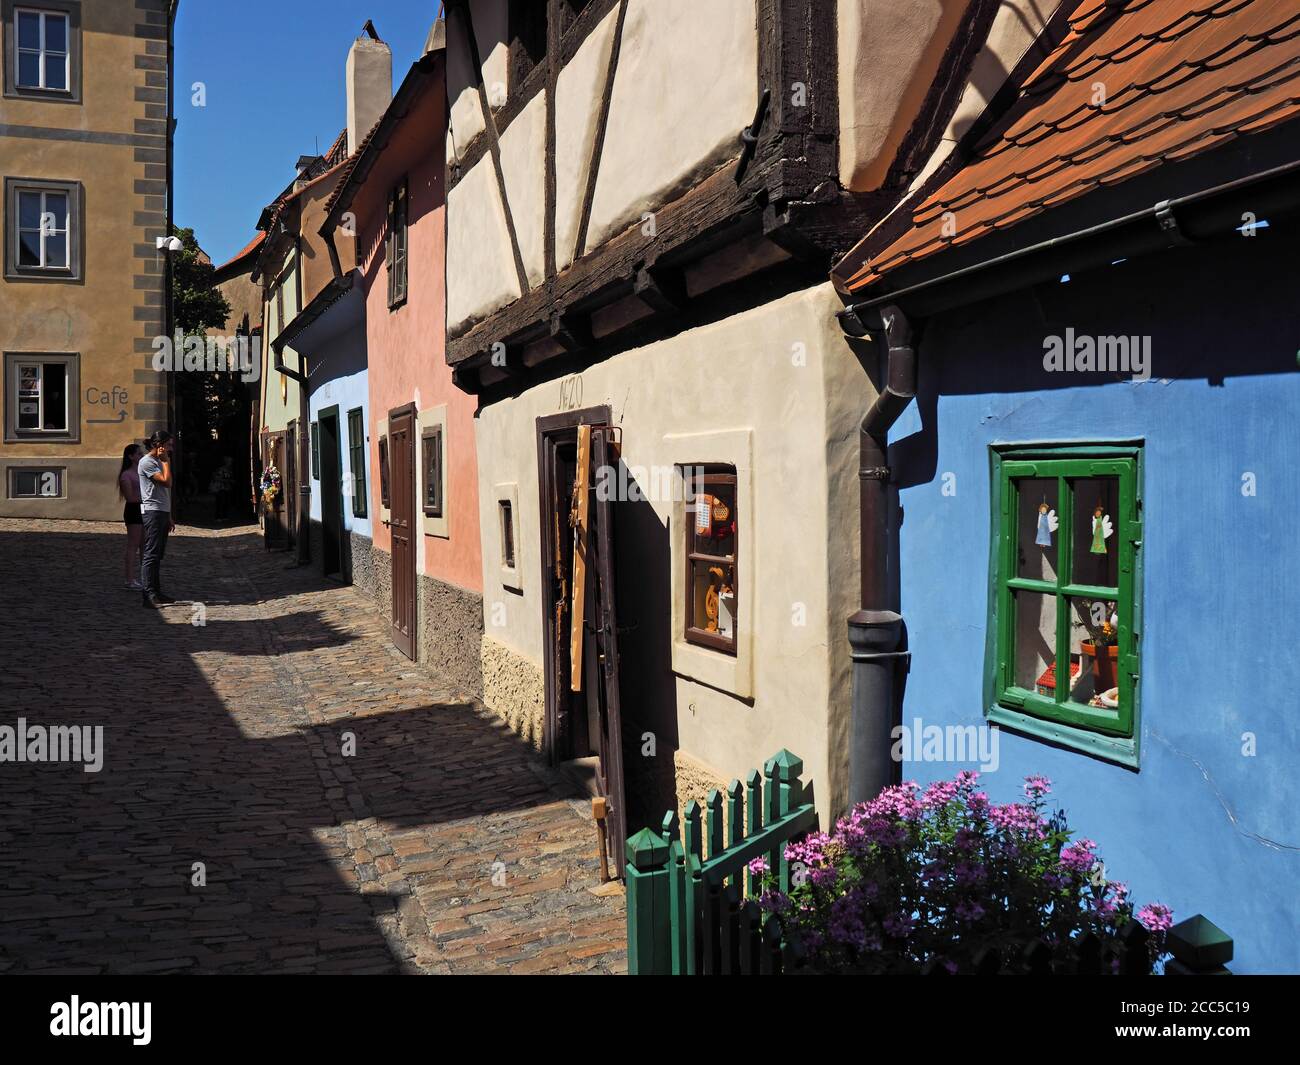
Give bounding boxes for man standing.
[138,431,177,608]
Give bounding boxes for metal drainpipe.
[842,303,917,808]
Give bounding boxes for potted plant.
[1079,600,1118,692]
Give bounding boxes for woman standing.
[118,442,145,590]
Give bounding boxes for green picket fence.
[625,749,818,975]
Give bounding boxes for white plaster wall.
[473,283,870,816]
[554,3,621,271]
[838,0,970,192]
[908,0,1064,192]
[447,155,522,333]
[585,0,758,253]
[498,91,548,289]
[446,0,508,165]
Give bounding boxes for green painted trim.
[986,441,1144,770]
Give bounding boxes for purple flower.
[882,912,915,938]
[921,779,959,809]
[1023,774,1052,800]
[1136,903,1174,934]
[954,899,986,923]
[1059,838,1098,873]
[746,856,769,878]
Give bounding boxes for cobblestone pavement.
[0,518,625,974]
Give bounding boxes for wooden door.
[587,426,627,861]
[319,408,343,577]
[285,422,299,549]
[389,407,416,660]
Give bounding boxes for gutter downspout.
[841,303,917,808]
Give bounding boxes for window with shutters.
[385,179,408,309]
[988,444,1143,767]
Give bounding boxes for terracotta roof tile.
[840,0,1300,293]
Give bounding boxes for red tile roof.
[215,231,265,273]
[838,0,1300,293]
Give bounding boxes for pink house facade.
[322,27,484,695]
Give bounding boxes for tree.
[171,225,230,334]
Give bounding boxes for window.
[347,408,367,518]
[310,421,320,480]
[385,180,408,308]
[5,178,79,279]
[5,351,77,442]
[378,435,390,509]
[684,466,738,655]
[990,445,1142,765]
[7,466,63,498]
[499,499,515,569]
[6,2,79,100]
[422,425,443,518]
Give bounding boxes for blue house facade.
[830,0,1300,973]
[887,236,1299,974]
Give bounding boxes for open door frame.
[536,405,627,864]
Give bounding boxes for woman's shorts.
[124,502,143,526]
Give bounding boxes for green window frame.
[987,443,1143,767]
[309,420,320,480]
[347,407,367,518]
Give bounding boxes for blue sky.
[175,1,442,266]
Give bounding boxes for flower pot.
[1082,641,1118,691]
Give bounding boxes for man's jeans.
[141,510,171,598]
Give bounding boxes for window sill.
[987,702,1139,769]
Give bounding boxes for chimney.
[346,21,392,154]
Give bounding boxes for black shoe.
[153,592,177,605]
[142,594,161,608]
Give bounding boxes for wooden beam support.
[632,264,688,314]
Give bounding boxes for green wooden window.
[309,421,320,480]
[989,445,1142,765]
[347,408,367,518]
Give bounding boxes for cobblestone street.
[0,518,625,975]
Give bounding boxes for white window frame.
[15,186,69,270]
[13,7,69,92]
[4,351,78,442]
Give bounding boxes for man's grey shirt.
[138,454,170,513]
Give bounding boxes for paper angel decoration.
[1090,506,1114,554]
[1035,503,1058,547]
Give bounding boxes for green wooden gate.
[625,749,817,975]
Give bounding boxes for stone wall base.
[480,634,545,752]
[351,533,482,696]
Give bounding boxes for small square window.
[684,466,738,655]
[8,466,63,498]
[422,425,443,518]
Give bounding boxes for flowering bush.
[752,772,1172,974]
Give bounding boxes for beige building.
[443,0,1061,843]
[0,0,178,520]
